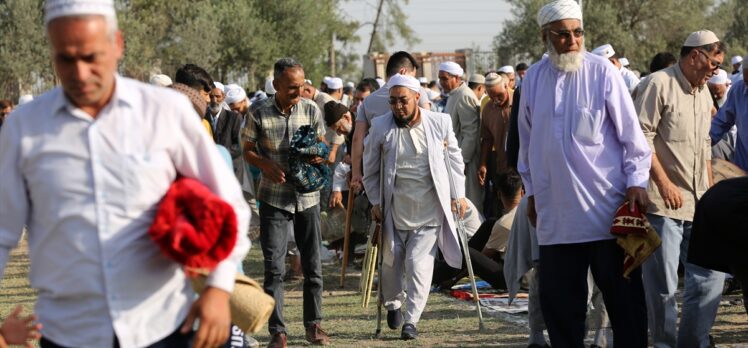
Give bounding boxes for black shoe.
[387,309,402,330]
[401,323,418,340]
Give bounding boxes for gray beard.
[547,39,585,72]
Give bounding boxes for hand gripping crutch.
[443,141,485,331]
[374,143,385,338]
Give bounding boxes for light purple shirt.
[518,53,651,245]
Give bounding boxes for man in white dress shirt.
[0,1,250,347]
[363,74,467,340]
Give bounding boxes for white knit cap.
[592,44,615,58]
[149,74,172,87]
[731,56,743,65]
[387,74,421,93]
[683,30,720,47]
[224,84,247,105]
[537,0,583,27]
[439,61,464,77]
[327,77,343,90]
[709,69,729,85]
[44,0,116,25]
[484,73,504,87]
[213,81,225,93]
[498,65,515,74]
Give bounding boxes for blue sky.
[337,0,514,55]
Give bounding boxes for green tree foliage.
[493,0,720,73]
[368,0,420,53]
[0,0,51,100]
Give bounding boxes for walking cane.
[374,143,385,338]
[339,173,355,288]
[443,141,486,332]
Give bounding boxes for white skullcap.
[683,30,720,47]
[469,74,486,84]
[498,65,515,74]
[484,72,504,86]
[224,84,247,105]
[345,81,355,89]
[709,69,729,85]
[322,76,332,86]
[264,79,276,94]
[592,44,615,58]
[213,81,225,93]
[304,79,312,85]
[44,0,116,25]
[439,61,464,77]
[376,78,385,88]
[418,77,428,84]
[619,58,630,67]
[537,0,583,27]
[731,56,743,65]
[149,74,172,87]
[327,77,343,90]
[387,74,421,93]
[18,94,33,105]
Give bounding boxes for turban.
[709,69,728,85]
[170,83,207,117]
[387,74,421,93]
[324,101,349,127]
[731,56,743,65]
[45,0,116,25]
[224,84,247,105]
[264,79,276,95]
[684,30,720,47]
[213,81,225,93]
[149,74,172,87]
[592,44,615,58]
[619,58,630,67]
[536,0,583,27]
[439,61,464,77]
[498,65,515,74]
[469,74,485,84]
[484,73,504,87]
[327,77,343,90]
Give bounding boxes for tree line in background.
[494,0,748,74]
[0,0,419,101]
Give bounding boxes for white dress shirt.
[0,76,250,348]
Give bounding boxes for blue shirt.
[711,79,748,171]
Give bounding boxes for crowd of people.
[0,0,746,347]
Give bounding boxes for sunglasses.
[696,50,721,72]
[548,28,585,40]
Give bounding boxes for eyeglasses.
[696,50,721,72]
[548,28,585,40]
[388,97,410,106]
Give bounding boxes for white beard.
[547,39,585,72]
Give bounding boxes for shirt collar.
[272,95,297,116]
[448,82,465,96]
[51,74,135,118]
[672,63,703,95]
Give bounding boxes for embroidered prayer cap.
[439,61,464,77]
[327,77,343,90]
[484,72,504,87]
[387,74,421,93]
[149,74,172,87]
[536,0,583,27]
[44,0,116,25]
[469,74,486,84]
[709,69,729,85]
[224,84,247,105]
[592,44,615,58]
[683,30,720,47]
[731,56,743,65]
[498,65,515,74]
[619,58,630,67]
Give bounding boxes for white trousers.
[381,225,439,325]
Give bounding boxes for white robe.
[363,108,465,269]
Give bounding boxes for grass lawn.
[1,238,746,347]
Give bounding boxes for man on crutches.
[363,74,467,340]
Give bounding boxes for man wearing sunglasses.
[518,1,652,346]
[634,30,726,348]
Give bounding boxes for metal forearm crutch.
[374,143,385,338]
[443,142,485,331]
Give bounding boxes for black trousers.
[538,239,647,348]
[259,203,323,335]
[40,326,193,348]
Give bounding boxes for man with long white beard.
[518,1,652,346]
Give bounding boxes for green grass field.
[2,238,746,347]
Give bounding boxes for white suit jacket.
[363,108,466,268]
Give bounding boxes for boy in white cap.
[0,1,251,347]
[520,1,652,346]
[363,74,466,340]
[731,55,742,75]
[635,30,727,348]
